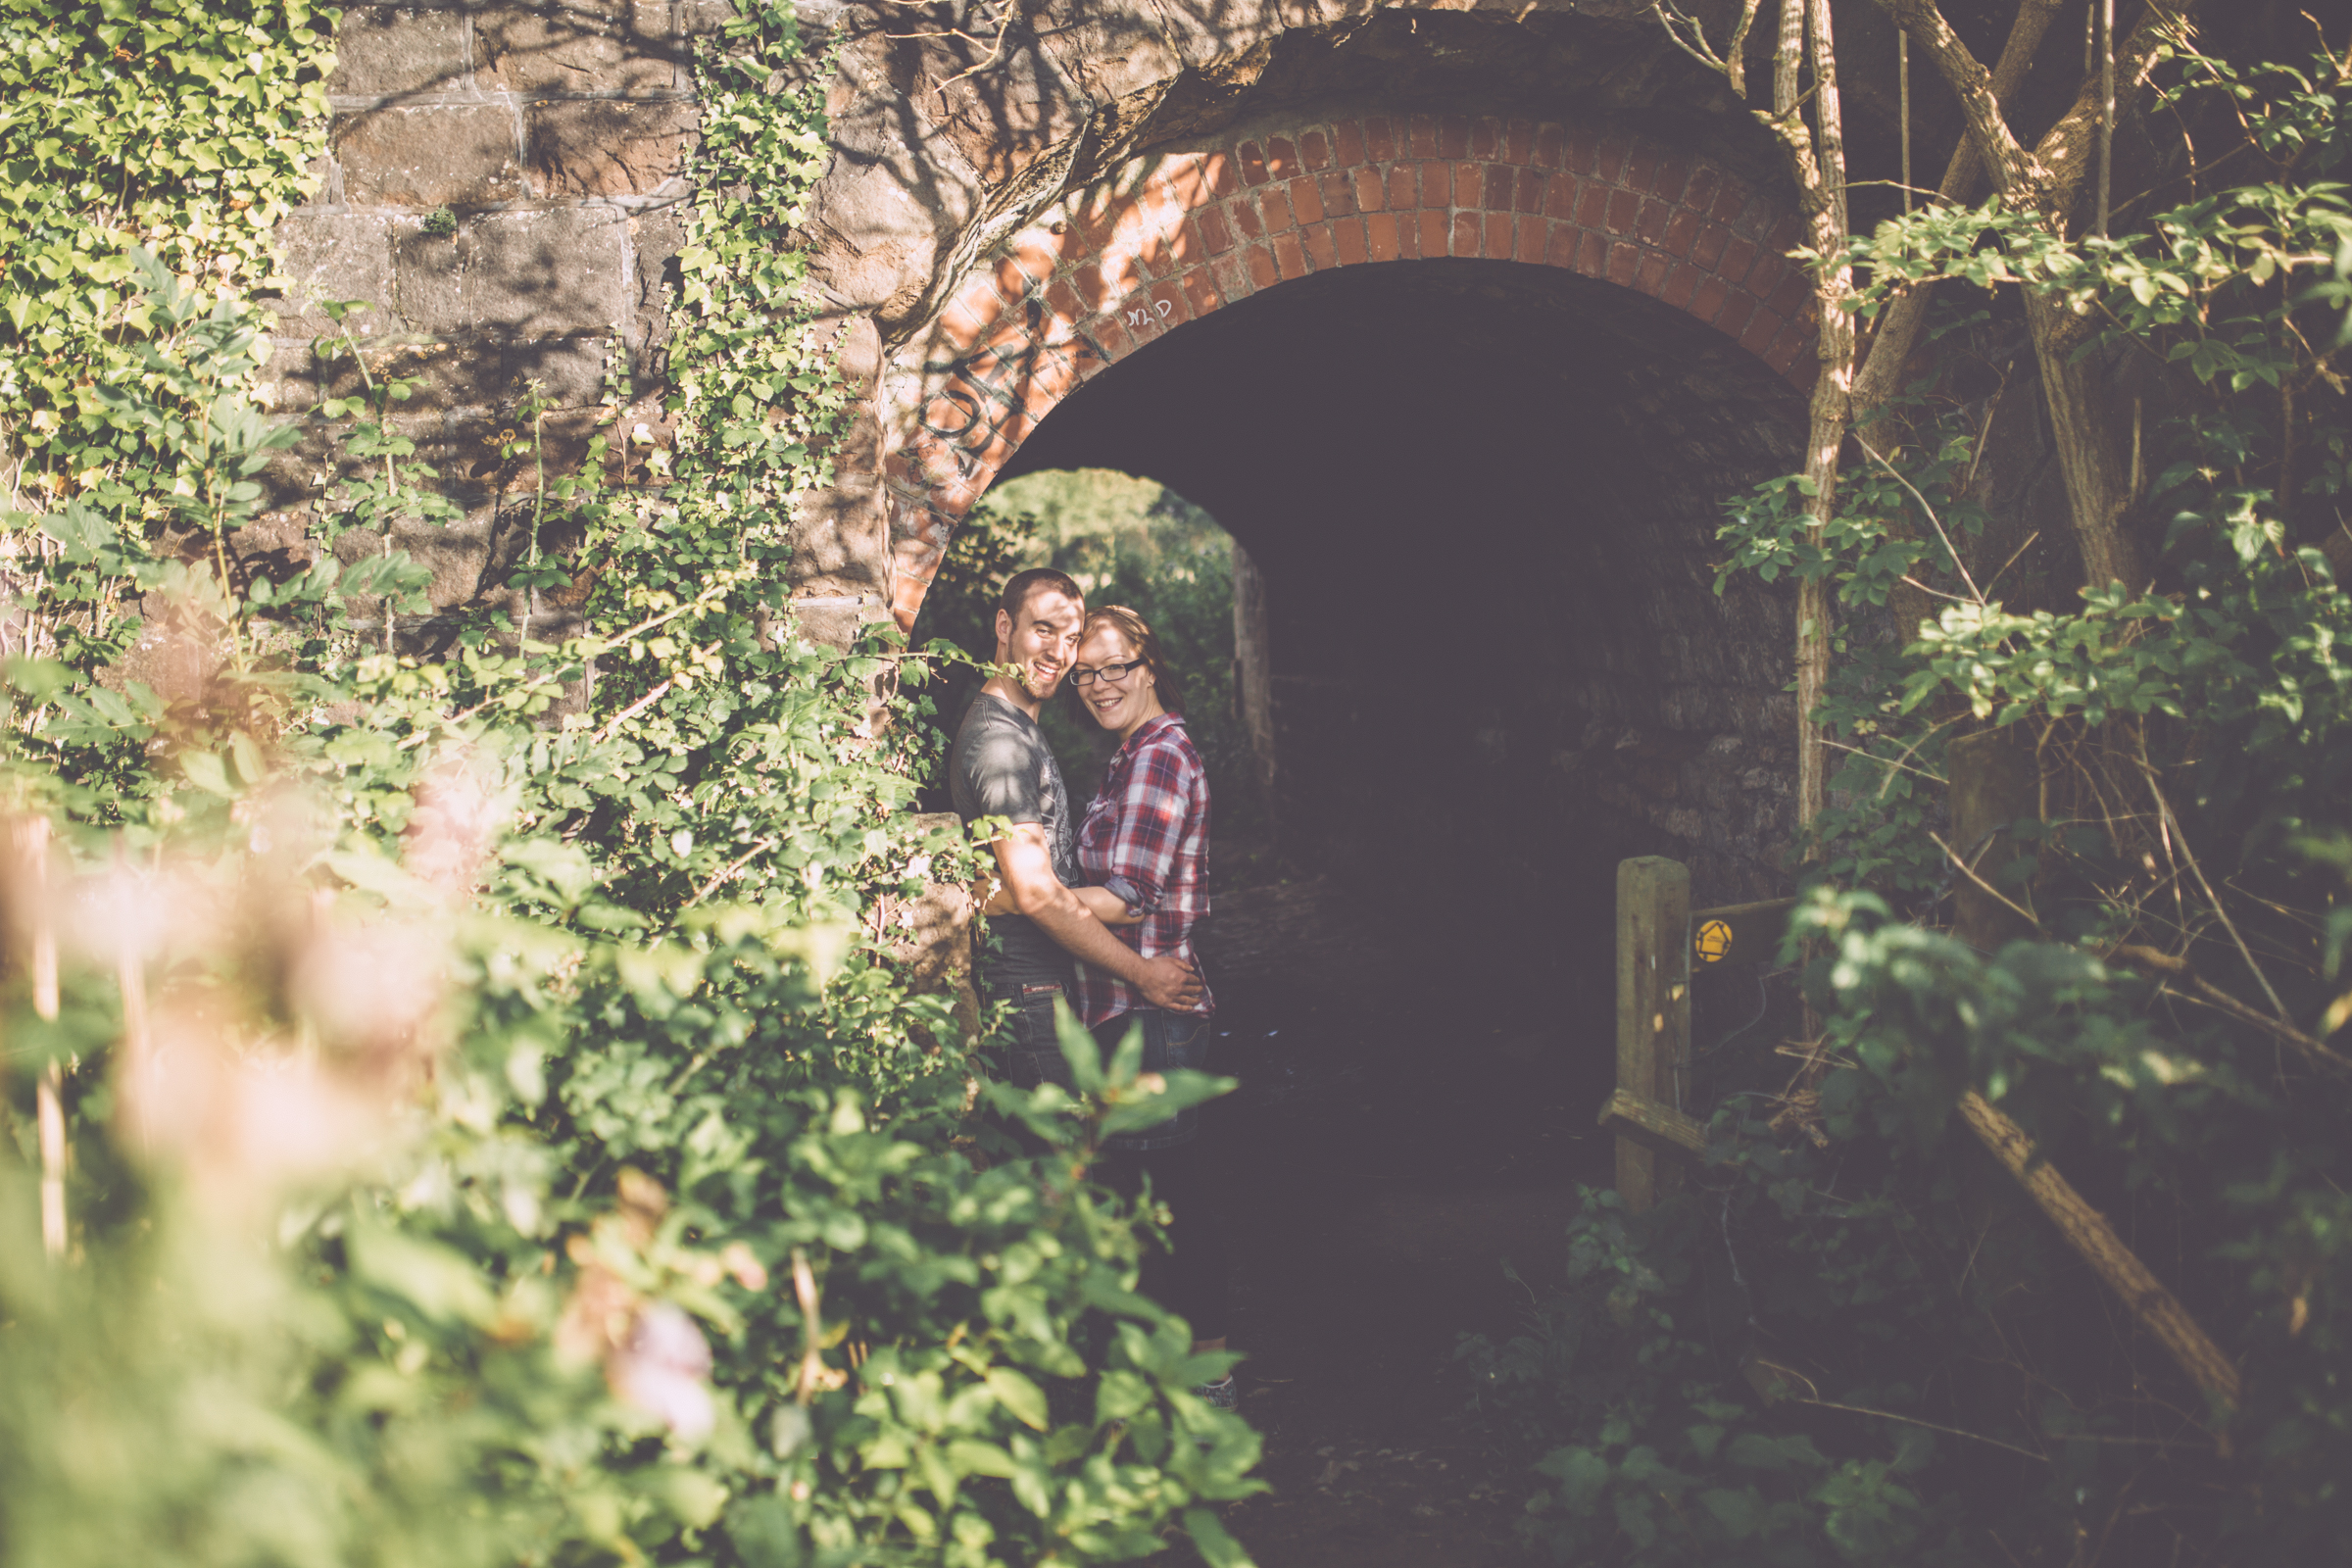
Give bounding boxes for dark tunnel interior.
[998,256,1808,1013]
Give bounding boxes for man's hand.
[1134,952,1204,1011]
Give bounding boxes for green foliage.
[1471,34,2352,1566]
[0,9,1260,1568]
[0,0,331,466]
[1461,1191,1969,1567]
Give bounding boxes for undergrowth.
[1460,30,2352,1567]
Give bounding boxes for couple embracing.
[948,567,1234,1410]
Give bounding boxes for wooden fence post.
[1616,857,1690,1213]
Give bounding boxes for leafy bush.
[0,7,1262,1567]
[1460,1190,1971,1566]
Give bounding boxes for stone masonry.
[260,0,708,615]
[260,1,1833,636]
[259,0,1853,899]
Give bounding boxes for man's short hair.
[999,567,1082,621]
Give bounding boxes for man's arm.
[980,876,1139,925]
[991,824,1200,1009]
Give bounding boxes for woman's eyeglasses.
[1069,658,1147,688]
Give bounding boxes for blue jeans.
[989,978,1078,1097]
[1093,1009,1224,1339]
[1089,1007,1214,1152]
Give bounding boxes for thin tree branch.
[1930,829,2041,932]
[684,836,781,909]
[2106,944,2352,1077]
[1723,0,1762,96]
[1819,736,1947,786]
[1867,0,2040,199]
[2033,1,2207,219]
[2136,760,2292,1021]
[1649,0,1737,76]
[1981,529,2043,599]
[593,677,674,744]
[1859,435,1984,602]
[1850,0,2060,416]
[1789,1395,2052,1463]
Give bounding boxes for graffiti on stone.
[911,292,1110,511]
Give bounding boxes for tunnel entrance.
[883,119,1821,981]
[913,242,1810,1562]
[1000,255,1806,1000]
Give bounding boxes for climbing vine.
[0,0,331,493]
[0,7,1260,1568]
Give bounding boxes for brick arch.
[880,114,1815,630]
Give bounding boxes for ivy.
[0,0,331,474]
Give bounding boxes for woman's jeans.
[987,982,1228,1342]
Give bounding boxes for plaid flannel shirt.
[1073,713,1213,1026]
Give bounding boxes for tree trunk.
[2026,288,2141,591]
[1791,0,1855,836]
[1646,0,1859,838]
[1230,539,1278,826]
[1876,0,2201,598]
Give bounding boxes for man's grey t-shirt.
[949,691,1081,988]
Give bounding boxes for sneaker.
[1194,1375,1238,1411]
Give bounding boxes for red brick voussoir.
[882,114,1817,630]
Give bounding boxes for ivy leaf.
[1700,1487,1759,1538]
[346,1223,498,1327]
[1054,1000,1105,1096]
[35,499,115,564]
[180,749,236,796]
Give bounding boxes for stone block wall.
[256,1,710,614]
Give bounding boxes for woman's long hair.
[1082,605,1184,716]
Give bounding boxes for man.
[949,567,1203,1086]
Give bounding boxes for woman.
[1063,605,1233,1408]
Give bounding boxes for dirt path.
[1183,885,1616,1566]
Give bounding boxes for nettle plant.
[0,7,1262,1568]
[1465,34,2352,1568]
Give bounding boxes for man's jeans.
[990,978,1075,1095]
[988,979,1211,1152]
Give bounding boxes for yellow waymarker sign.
[1693,918,1734,964]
